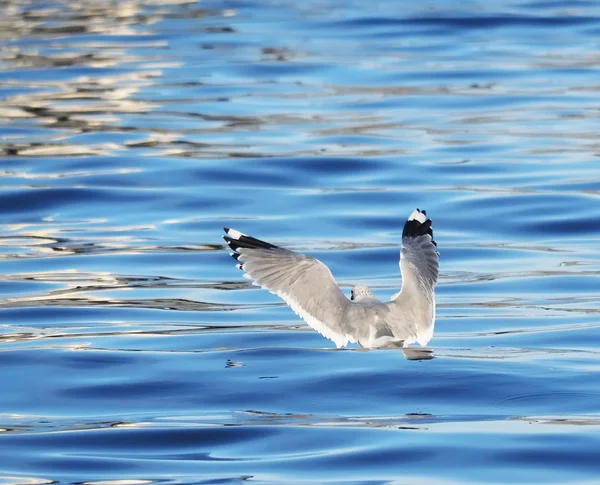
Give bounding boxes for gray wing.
[223,228,354,347]
[399,209,439,293]
[390,209,439,347]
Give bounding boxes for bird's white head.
[350,285,376,302]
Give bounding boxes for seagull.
[223,209,439,349]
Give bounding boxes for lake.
[1,0,600,483]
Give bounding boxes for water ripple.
[1,0,600,483]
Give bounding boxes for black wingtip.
[223,230,279,251]
[224,227,230,233]
[402,209,436,246]
[223,235,240,251]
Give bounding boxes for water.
[1,0,600,483]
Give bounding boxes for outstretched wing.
[223,228,354,347]
[392,209,439,346]
[400,209,439,292]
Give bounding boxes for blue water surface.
[1,0,600,483]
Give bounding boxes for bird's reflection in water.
[346,345,434,360]
[402,347,434,361]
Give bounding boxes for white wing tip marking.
[226,228,245,239]
[408,209,427,223]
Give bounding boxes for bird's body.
[223,209,439,349]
